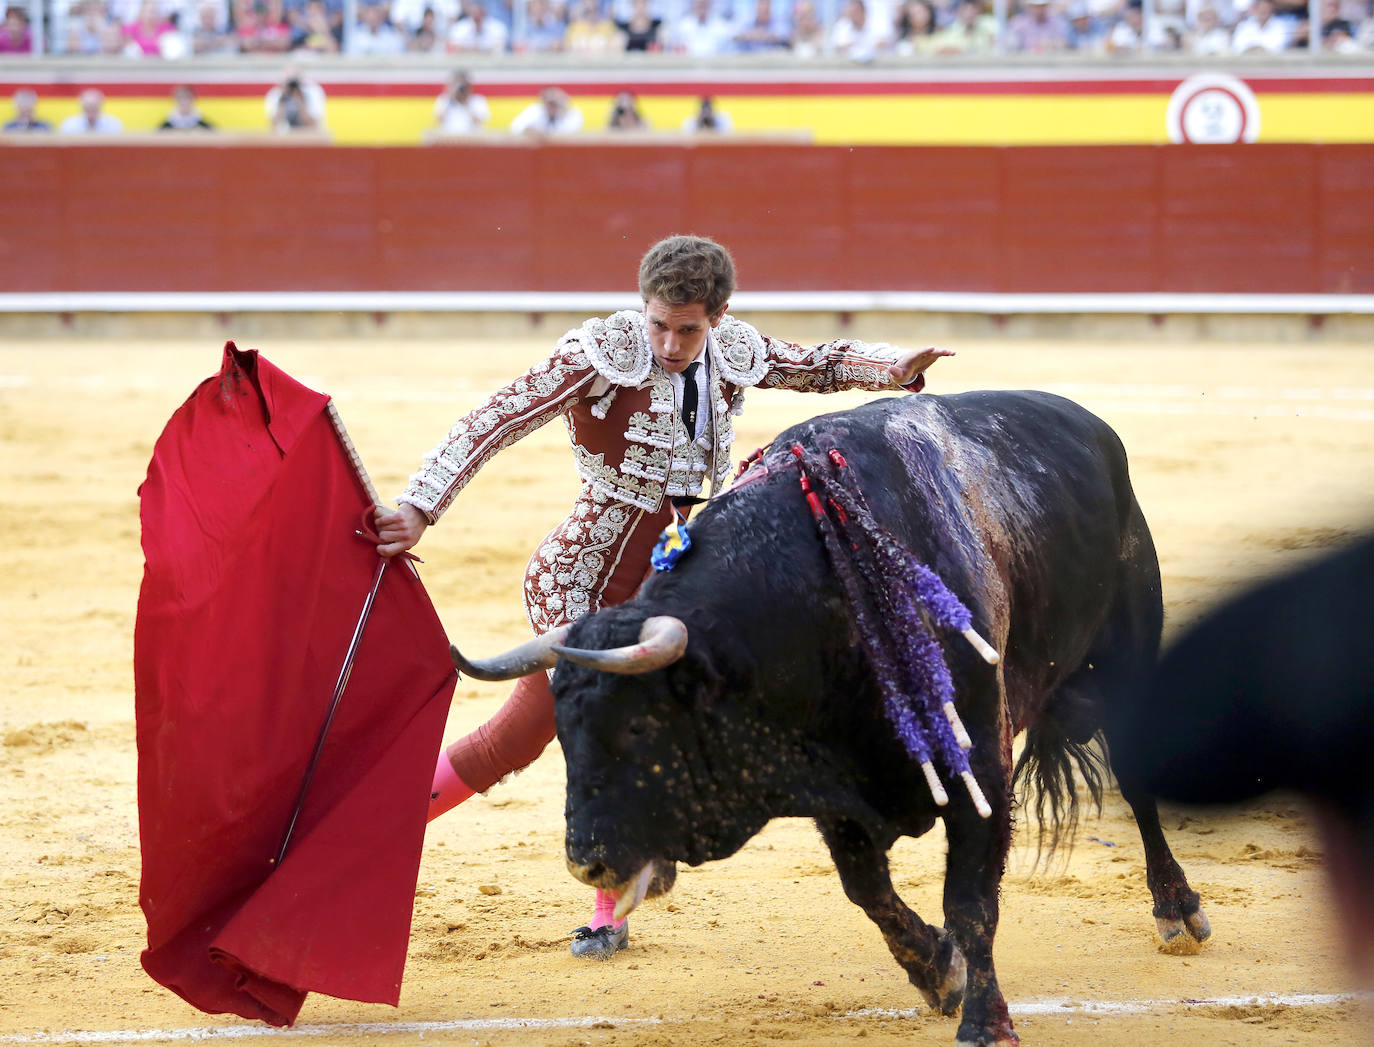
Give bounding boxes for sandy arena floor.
[2,332,1372,1047]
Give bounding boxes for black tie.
[680,362,700,437]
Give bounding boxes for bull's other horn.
[450,624,570,681]
[552,615,688,674]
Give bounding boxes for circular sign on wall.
[1166,73,1262,144]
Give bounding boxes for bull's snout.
[566,855,680,920]
[565,854,620,890]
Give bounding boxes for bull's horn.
[552,615,688,674]
[450,624,570,681]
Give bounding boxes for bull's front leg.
[942,798,1017,1047]
[816,817,967,1015]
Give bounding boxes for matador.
[373,235,953,960]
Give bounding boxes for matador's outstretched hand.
[889,346,955,388]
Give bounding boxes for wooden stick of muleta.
[962,627,1000,665]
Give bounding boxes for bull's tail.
[1011,703,1110,861]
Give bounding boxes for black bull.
[454,391,1211,1047]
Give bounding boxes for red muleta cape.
[134,343,456,1026]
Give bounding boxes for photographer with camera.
[433,69,490,135]
[682,95,733,134]
[265,64,328,134]
[606,90,647,131]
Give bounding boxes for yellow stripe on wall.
[1258,94,1374,143]
[34,91,1374,146]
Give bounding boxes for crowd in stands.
[0,0,1368,57]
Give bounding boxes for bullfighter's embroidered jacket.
[398,310,907,521]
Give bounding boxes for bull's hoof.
[956,1032,1019,1047]
[1185,907,1212,941]
[914,930,967,1016]
[570,922,628,961]
[1155,903,1211,952]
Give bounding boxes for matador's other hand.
[889,346,955,388]
[374,502,429,558]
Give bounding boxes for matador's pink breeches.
[444,488,675,793]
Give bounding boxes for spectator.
[159,85,214,131]
[520,0,567,50]
[1183,0,1236,28]
[1106,0,1148,48]
[931,0,996,50]
[390,0,460,36]
[122,0,177,54]
[606,90,648,130]
[0,5,33,52]
[289,0,340,49]
[1357,5,1374,48]
[615,0,661,48]
[447,0,509,50]
[65,0,113,53]
[433,68,490,133]
[98,18,127,49]
[105,0,140,22]
[265,65,327,133]
[1005,0,1069,52]
[668,0,735,52]
[347,0,406,51]
[829,0,888,59]
[1152,0,1187,36]
[1319,0,1360,48]
[1186,2,1230,50]
[787,0,824,51]
[284,0,344,36]
[1271,0,1311,29]
[3,88,51,132]
[681,94,733,132]
[1065,0,1108,49]
[1232,0,1289,50]
[509,86,583,136]
[565,0,622,51]
[58,89,123,135]
[192,0,240,51]
[405,5,441,47]
[734,0,790,49]
[927,0,993,49]
[1084,0,1125,19]
[236,0,293,51]
[893,0,937,53]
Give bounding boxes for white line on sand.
[0,993,1361,1044]
[852,991,1363,1020]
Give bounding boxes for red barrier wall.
[4,143,1372,296]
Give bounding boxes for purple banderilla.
[790,445,994,817]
